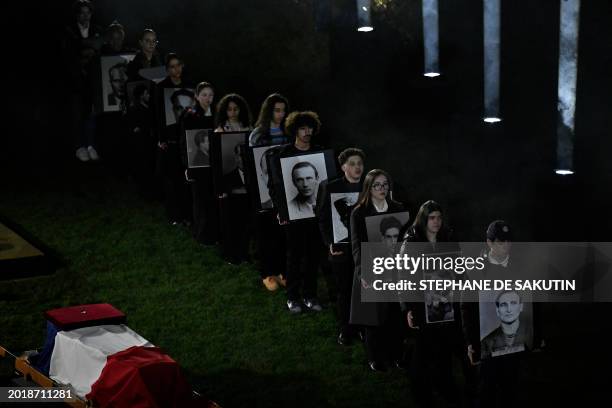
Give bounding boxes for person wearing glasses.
[127,29,162,81]
[349,169,407,372]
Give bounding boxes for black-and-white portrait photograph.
[219,132,249,194]
[186,129,211,168]
[163,88,195,126]
[424,279,455,324]
[364,212,410,253]
[252,145,280,209]
[479,290,534,359]
[330,192,359,243]
[100,54,135,112]
[126,81,151,110]
[280,153,328,221]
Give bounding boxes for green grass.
[0,165,413,408]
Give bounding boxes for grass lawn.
[0,163,413,408]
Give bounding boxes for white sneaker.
[76,147,90,162]
[87,146,100,161]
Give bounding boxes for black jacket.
[127,51,163,81]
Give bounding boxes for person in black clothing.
[350,169,407,371]
[460,220,544,408]
[127,29,163,81]
[249,94,290,291]
[100,22,133,55]
[400,200,461,407]
[219,143,251,263]
[127,83,157,197]
[180,81,218,244]
[156,53,191,225]
[317,148,365,345]
[267,111,324,313]
[64,0,103,56]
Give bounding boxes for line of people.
[63,2,544,406]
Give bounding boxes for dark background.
[5,0,612,240]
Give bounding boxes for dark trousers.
[254,211,286,279]
[220,193,251,263]
[191,173,218,244]
[70,93,95,149]
[364,302,404,363]
[157,144,191,223]
[284,220,321,301]
[331,251,354,334]
[478,353,522,408]
[409,327,457,408]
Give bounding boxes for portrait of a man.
[186,129,210,168]
[280,153,328,221]
[480,290,533,359]
[364,211,410,244]
[223,143,247,195]
[164,88,195,126]
[100,54,135,112]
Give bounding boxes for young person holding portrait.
[349,169,406,371]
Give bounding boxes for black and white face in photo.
[496,291,523,324]
[292,164,318,198]
[101,55,135,112]
[342,155,364,182]
[172,94,194,122]
[186,129,210,168]
[382,226,400,251]
[365,211,409,243]
[164,88,193,125]
[141,88,151,105]
[220,133,248,175]
[109,65,128,99]
[281,153,328,220]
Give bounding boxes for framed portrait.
[424,271,456,324]
[96,53,136,113]
[185,129,213,168]
[364,211,410,248]
[330,192,359,243]
[126,80,152,110]
[279,151,336,221]
[210,131,250,195]
[479,290,534,359]
[163,88,195,127]
[244,144,283,211]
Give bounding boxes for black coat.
[349,199,405,326]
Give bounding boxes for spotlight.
[357,0,374,32]
[483,117,502,123]
[556,0,580,176]
[483,0,501,123]
[422,0,440,77]
[555,169,574,175]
